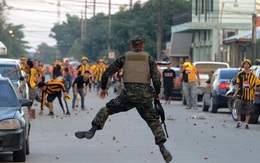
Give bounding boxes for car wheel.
[202,96,209,112]
[26,137,30,155]
[227,98,235,112]
[210,97,218,113]
[13,139,26,162]
[231,99,238,121]
[231,108,238,121]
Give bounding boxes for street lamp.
[217,0,238,61]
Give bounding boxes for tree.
[50,0,191,62]
[32,43,58,64]
[50,14,81,58]
[0,2,29,58]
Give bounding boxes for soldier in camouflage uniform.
[75,35,172,163]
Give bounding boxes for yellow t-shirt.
[94,65,106,81]
[26,68,38,88]
[182,63,198,83]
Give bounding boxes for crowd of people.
[7,33,260,162]
[8,35,173,162]
[9,55,125,116]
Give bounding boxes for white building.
[169,0,259,67]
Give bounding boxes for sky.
[4,0,148,52]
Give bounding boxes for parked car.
[192,61,230,102]
[161,67,182,99]
[69,61,81,69]
[0,58,29,99]
[44,64,51,74]
[227,65,260,124]
[0,77,32,162]
[202,68,238,113]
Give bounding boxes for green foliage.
[32,43,58,64]
[50,0,191,62]
[0,3,29,59]
[50,14,81,59]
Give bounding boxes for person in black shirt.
[52,59,62,79]
[72,70,91,111]
[162,64,176,105]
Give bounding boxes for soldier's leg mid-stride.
[75,93,172,163]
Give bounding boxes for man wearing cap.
[75,35,172,162]
[20,56,27,71]
[77,56,90,77]
[255,59,260,65]
[94,59,106,95]
[232,59,260,129]
[180,58,200,110]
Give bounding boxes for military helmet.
[131,35,145,45]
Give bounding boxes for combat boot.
[160,145,172,163]
[75,130,95,139]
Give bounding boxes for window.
[195,0,198,15]
[202,0,204,14]
[0,81,17,107]
[0,65,19,80]
[211,0,213,12]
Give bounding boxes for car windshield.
[219,70,238,79]
[0,81,17,107]
[0,65,19,81]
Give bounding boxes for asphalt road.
[1,82,260,163]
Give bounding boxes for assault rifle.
[154,99,169,138]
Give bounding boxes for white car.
[0,58,29,99]
[192,61,230,102]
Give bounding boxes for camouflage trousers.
[92,89,167,145]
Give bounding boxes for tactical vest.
[123,51,150,84]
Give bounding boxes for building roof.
[224,27,260,43]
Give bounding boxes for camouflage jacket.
[101,50,161,96]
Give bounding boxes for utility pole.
[217,1,225,62]
[156,0,163,61]
[81,10,84,48]
[57,0,60,24]
[93,0,96,16]
[130,0,133,10]
[84,0,87,41]
[252,0,257,60]
[108,0,111,53]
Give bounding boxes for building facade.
[169,0,257,67]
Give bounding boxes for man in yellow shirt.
[77,57,90,76]
[8,60,43,109]
[180,58,201,110]
[94,59,106,95]
[39,60,47,82]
